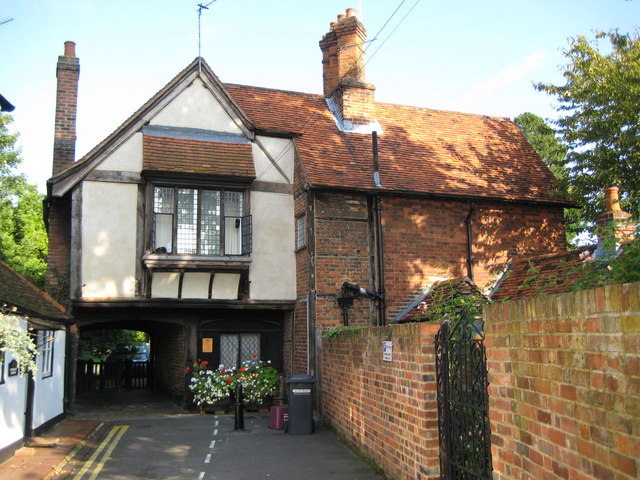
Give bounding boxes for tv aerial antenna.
[197,0,217,62]
[0,17,15,27]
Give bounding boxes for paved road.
[68,392,384,480]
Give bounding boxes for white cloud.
[454,50,551,106]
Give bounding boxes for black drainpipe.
[372,132,386,325]
[465,201,476,282]
[25,369,35,438]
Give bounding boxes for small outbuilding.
[0,260,71,462]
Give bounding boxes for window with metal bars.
[153,186,251,255]
[220,333,260,369]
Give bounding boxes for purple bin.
[268,405,289,430]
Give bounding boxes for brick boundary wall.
[485,282,640,479]
[321,322,441,480]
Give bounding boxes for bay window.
[153,186,251,256]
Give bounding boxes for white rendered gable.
[151,78,244,134]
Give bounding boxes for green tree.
[535,30,640,227]
[514,113,583,243]
[0,309,38,375]
[0,113,48,286]
[514,113,568,191]
[78,330,149,362]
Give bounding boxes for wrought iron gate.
[435,313,492,479]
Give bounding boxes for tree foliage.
[535,30,640,227]
[0,113,47,286]
[0,309,38,375]
[571,234,640,290]
[514,113,568,192]
[78,329,149,362]
[514,113,584,243]
[517,226,640,298]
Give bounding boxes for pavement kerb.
[42,421,105,480]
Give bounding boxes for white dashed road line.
[197,416,221,479]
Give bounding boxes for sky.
[2,0,639,193]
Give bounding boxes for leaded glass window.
[220,333,260,369]
[153,187,249,256]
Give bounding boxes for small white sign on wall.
[383,341,393,362]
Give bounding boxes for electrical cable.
[367,0,422,65]
[365,0,408,52]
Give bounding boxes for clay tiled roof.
[0,260,70,321]
[143,134,255,179]
[226,83,568,204]
[490,246,596,302]
[51,56,568,206]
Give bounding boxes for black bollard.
[234,383,245,431]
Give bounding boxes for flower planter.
[200,397,231,414]
[187,358,278,412]
[245,395,273,412]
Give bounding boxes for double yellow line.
[71,425,129,480]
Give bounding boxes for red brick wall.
[313,191,374,328]
[485,282,640,479]
[381,197,566,319]
[154,323,186,403]
[293,155,312,373]
[292,299,309,373]
[322,322,441,480]
[296,181,565,378]
[46,195,71,302]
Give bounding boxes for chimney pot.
[64,41,76,57]
[346,8,357,17]
[337,13,345,21]
[604,186,622,212]
[596,186,635,248]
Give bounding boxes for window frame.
[152,184,252,257]
[296,215,307,250]
[37,330,55,379]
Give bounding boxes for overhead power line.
[365,0,408,53]
[367,0,422,64]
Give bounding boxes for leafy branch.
[0,307,38,375]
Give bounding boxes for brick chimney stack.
[319,8,377,132]
[53,41,79,176]
[596,187,636,245]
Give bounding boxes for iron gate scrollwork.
[435,311,492,479]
